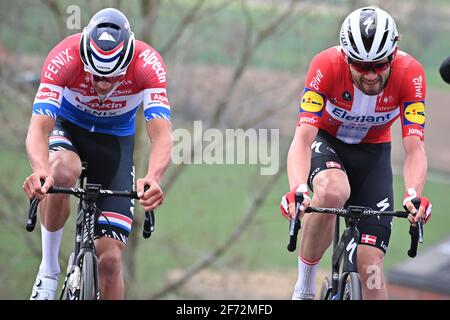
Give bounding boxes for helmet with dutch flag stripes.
[80,8,135,77]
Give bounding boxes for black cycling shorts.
[49,117,135,244]
[308,129,394,254]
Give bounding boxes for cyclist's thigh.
[308,129,349,192]
[48,118,82,177]
[344,142,393,254]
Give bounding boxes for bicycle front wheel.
[80,251,97,300]
[342,272,362,300]
[319,275,332,300]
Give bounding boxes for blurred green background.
[1,0,449,299]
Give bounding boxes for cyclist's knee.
[357,246,385,285]
[49,152,81,186]
[312,171,350,207]
[97,240,124,277]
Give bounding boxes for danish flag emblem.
[326,161,341,169]
[361,234,377,245]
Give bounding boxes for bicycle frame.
[328,215,360,300]
[286,194,424,300]
[60,165,100,300]
[26,163,155,300]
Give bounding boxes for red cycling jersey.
[298,46,426,144]
[33,33,171,136]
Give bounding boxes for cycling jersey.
[32,33,171,136]
[298,46,426,144]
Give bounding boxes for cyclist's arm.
[399,57,427,196]
[24,115,56,196]
[287,124,318,189]
[144,119,173,183]
[402,135,427,195]
[26,115,55,175]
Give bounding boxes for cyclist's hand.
[403,188,432,225]
[280,184,311,220]
[22,173,54,200]
[136,177,164,211]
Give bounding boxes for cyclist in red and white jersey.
[280,6,432,300]
[22,8,173,300]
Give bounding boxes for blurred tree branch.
[163,0,301,193]
[148,158,287,299]
[39,0,67,38]
[125,0,241,294]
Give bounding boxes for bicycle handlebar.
[25,185,155,239]
[286,195,424,257]
[287,192,302,252]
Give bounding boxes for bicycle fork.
[330,218,360,300]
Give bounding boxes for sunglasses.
[347,58,391,74]
[92,74,125,83]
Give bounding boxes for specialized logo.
[300,89,325,114]
[363,17,375,35]
[346,238,357,264]
[377,198,390,212]
[404,102,425,126]
[311,141,322,154]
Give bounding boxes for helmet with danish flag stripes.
[80,8,135,77]
[340,7,399,62]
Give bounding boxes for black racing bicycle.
[287,192,423,300]
[26,163,155,300]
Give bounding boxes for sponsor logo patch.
[404,102,425,126]
[36,87,60,100]
[75,97,126,111]
[300,89,325,114]
[150,92,169,106]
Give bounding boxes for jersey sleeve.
[399,58,426,141]
[32,36,78,120]
[135,45,171,122]
[297,50,333,128]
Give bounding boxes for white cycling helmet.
[80,8,135,77]
[340,7,398,62]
